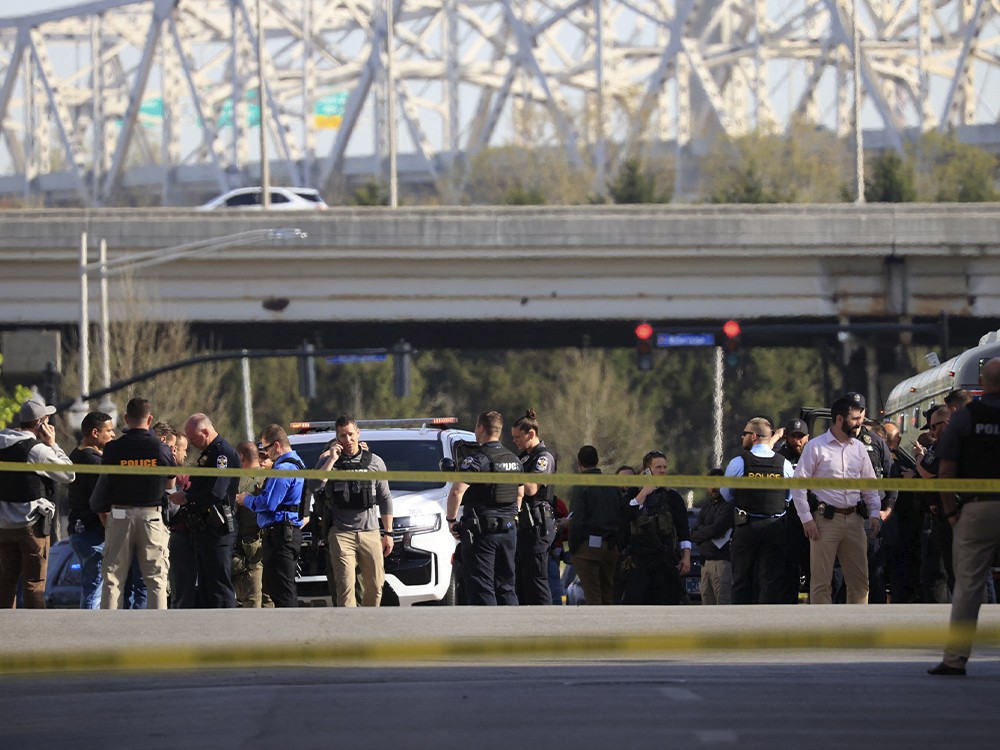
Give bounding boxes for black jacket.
[690,496,733,561]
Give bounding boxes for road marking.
[694,730,738,743]
[659,686,703,701]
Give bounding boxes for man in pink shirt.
[792,396,882,604]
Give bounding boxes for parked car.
[289,417,478,606]
[45,538,82,609]
[199,186,327,210]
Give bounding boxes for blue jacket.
[243,450,305,528]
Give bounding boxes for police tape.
[0,623,996,675]
[1,460,999,492]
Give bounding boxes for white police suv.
[289,418,477,606]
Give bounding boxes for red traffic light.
[722,320,741,339]
[635,323,654,340]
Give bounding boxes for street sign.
[326,353,388,364]
[656,332,716,348]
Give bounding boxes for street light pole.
[81,228,306,424]
[852,0,865,204]
[78,232,90,412]
[258,0,271,209]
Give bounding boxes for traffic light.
[635,322,654,371]
[722,319,742,370]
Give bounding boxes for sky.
[0,0,90,19]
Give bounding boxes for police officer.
[722,417,794,604]
[172,413,240,608]
[0,397,75,609]
[89,397,175,609]
[447,411,524,606]
[929,357,1000,676]
[511,408,556,605]
[621,450,691,605]
[237,424,305,608]
[312,416,394,607]
[776,418,810,603]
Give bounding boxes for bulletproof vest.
[463,443,521,509]
[959,401,1000,499]
[0,438,54,503]
[522,444,556,507]
[326,450,376,510]
[734,450,787,515]
[630,489,677,548]
[860,428,884,478]
[104,431,171,505]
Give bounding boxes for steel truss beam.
[0,0,997,205]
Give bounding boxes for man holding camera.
[0,397,75,608]
[792,396,882,604]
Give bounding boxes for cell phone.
[642,468,652,475]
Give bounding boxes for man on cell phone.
[0,397,76,608]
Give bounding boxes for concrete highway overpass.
[1,203,998,350]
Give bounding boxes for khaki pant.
[573,541,619,605]
[233,533,271,608]
[101,506,170,609]
[328,529,384,607]
[942,501,1000,668]
[700,559,733,605]
[809,513,869,604]
[0,525,49,609]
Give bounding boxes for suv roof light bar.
[289,417,458,432]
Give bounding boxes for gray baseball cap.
[18,398,56,424]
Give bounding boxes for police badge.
[217,455,229,469]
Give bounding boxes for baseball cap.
[784,418,808,436]
[919,405,939,431]
[18,397,57,424]
[843,391,867,411]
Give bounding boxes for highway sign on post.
[656,333,716,348]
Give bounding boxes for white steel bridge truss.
[1,0,997,205]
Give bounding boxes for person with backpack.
[236,424,305,608]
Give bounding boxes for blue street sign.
[656,333,717,348]
[326,353,388,364]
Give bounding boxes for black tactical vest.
[959,401,1000,499]
[734,450,787,515]
[463,442,521,510]
[326,450,376,510]
[0,438,53,503]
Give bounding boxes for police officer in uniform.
[447,411,524,606]
[511,409,556,605]
[929,357,1000,676]
[776,418,810,603]
[172,413,240,608]
[722,417,794,604]
[89,397,175,609]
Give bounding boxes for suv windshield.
[294,438,445,492]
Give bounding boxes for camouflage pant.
[232,534,272,608]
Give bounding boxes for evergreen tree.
[865,150,916,202]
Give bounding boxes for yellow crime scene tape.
[0,624,997,676]
[1,460,999,492]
